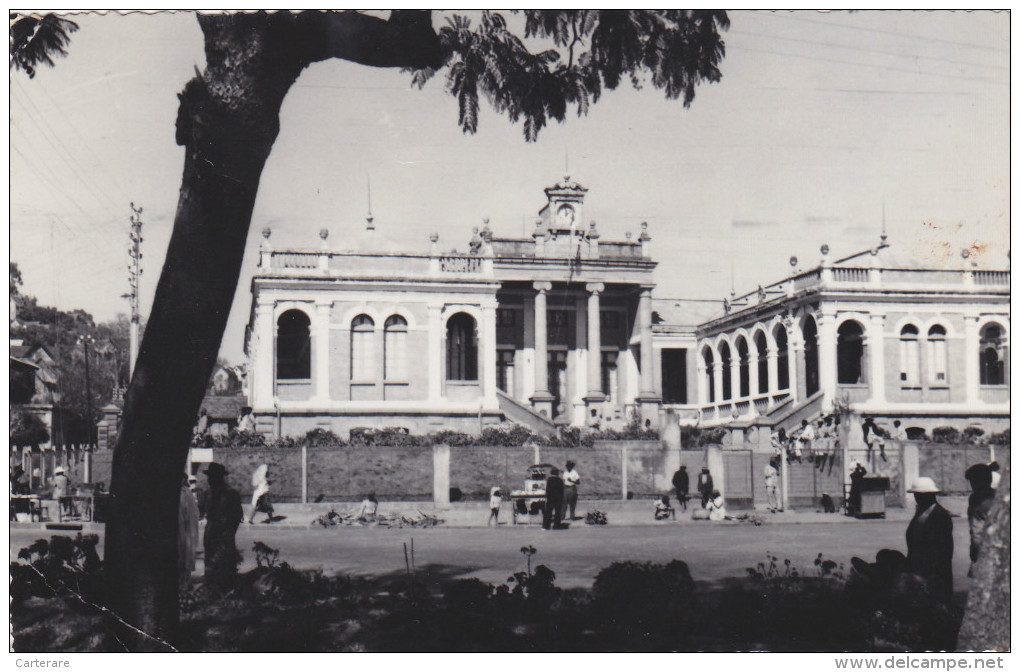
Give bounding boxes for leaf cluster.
[413,10,728,141]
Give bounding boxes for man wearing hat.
[905,477,953,604]
[53,465,72,518]
[203,462,243,592]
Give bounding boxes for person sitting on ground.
[707,490,729,521]
[358,493,379,523]
[487,486,502,527]
[654,495,676,521]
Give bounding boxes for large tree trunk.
[102,11,441,650]
[957,471,1010,651]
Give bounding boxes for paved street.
[11,516,974,592]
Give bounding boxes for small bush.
[592,560,695,632]
[988,427,1010,445]
[962,427,985,442]
[304,428,345,447]
[931,427,961,444]
[585,510,608,526]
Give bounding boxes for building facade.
[245,180,1010,439]
[245,178,661,437]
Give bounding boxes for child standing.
[488,487,502,526]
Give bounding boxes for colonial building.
[245,178,661,437]
[679,237,1011,436]
[244,179,1010,439]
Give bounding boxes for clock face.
[557,204,576,228]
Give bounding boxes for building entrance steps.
[496,389,556,435]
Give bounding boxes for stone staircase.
[496,389,556,435]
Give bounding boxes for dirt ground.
[10,516,975,591]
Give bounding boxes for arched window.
[384,315,408,381]
[899,324,920,386]
[755,332,769,394]
[736,337,750,398]
[277,310,310,380]
[979,323,1006,385]
[446,312,478,381]
[351,314,375,380]
[720,342,733,401]
[775,325,790,390]
[837,321,866,385]
[927,325,947,385]
[803,317,819,396]
[702,347,715,403]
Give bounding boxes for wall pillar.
[529,281,554,418]
[313,302,331,403]
[584,283,606,405]
[748,352,760,400]
[433,443,450,507]
[868,313,887,404]
[252,299,275,409]
[427,305,443,401]
[964,314,980,404]
[706,445,725,498]
[817,310,837,412]
[481,305,498,404]
[635,286,661,421]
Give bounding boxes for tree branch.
[295,10,443,69]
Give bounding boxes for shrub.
[592,560,695,631]
[931,426,962,444]
[681,426,727,447]
[962,427,985,442]
[10,534,103,604]
[584,510,608,526]
[303,428,345,447]
[988,428,1010,445]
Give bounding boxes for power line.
[729,27,1009,71]
[761,11,1009,54]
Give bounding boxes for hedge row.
[192,422,661,450]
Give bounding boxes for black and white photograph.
[9,9,1010,658]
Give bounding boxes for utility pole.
[123,203,144,380]
[79,334,94,445]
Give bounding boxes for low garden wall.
[196,440,672,502]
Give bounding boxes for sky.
[9,10,1010,364]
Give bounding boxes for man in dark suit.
[672,465,689,511]
[905,477,954,605]
[697,467,714,509]
[543,467,565,530]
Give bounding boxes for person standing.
[964,463,996,575]
[891,420,907,441]
[543,467,565,530]
[697,467,714,509]
[487,487,502,526]
[862,416,887,463]
[52,466,72,517]
[179,473,200,589]
[797,419,816,462]
[246,463,274,524]
[905,477,954,604]
[562,460,581,520]
[764,457,780,513]
[236,406,256,434]
[672,465,689,512]
[989,461,1001,490]
[203,463,243,593]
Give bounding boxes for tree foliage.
[9,13,79,78]
[414,10,729,140]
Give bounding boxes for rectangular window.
[600,350,619,400]
[496,309,516,327]
[352,331,375,380]
[899,338,920,386]
[384,330,407,380]
[661,348,688,404]
[496,350,515,393]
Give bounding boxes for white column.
[787,322,801,402]
[428,305,443,401]
[767,348,779,397]
[868,313,887,404]
[748,352,760,399]
[696,360,707,405]
[313,302,331,403]
[522,296,536,401]
[817,310,837,412]
[481,305,498,404]
[964,314,980,403]
[637,287,657,398]
[712,355,723,415]
[573,296,588,408]
[253,300,275,408]
[585,283,605,400]
[531,282,553,399]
